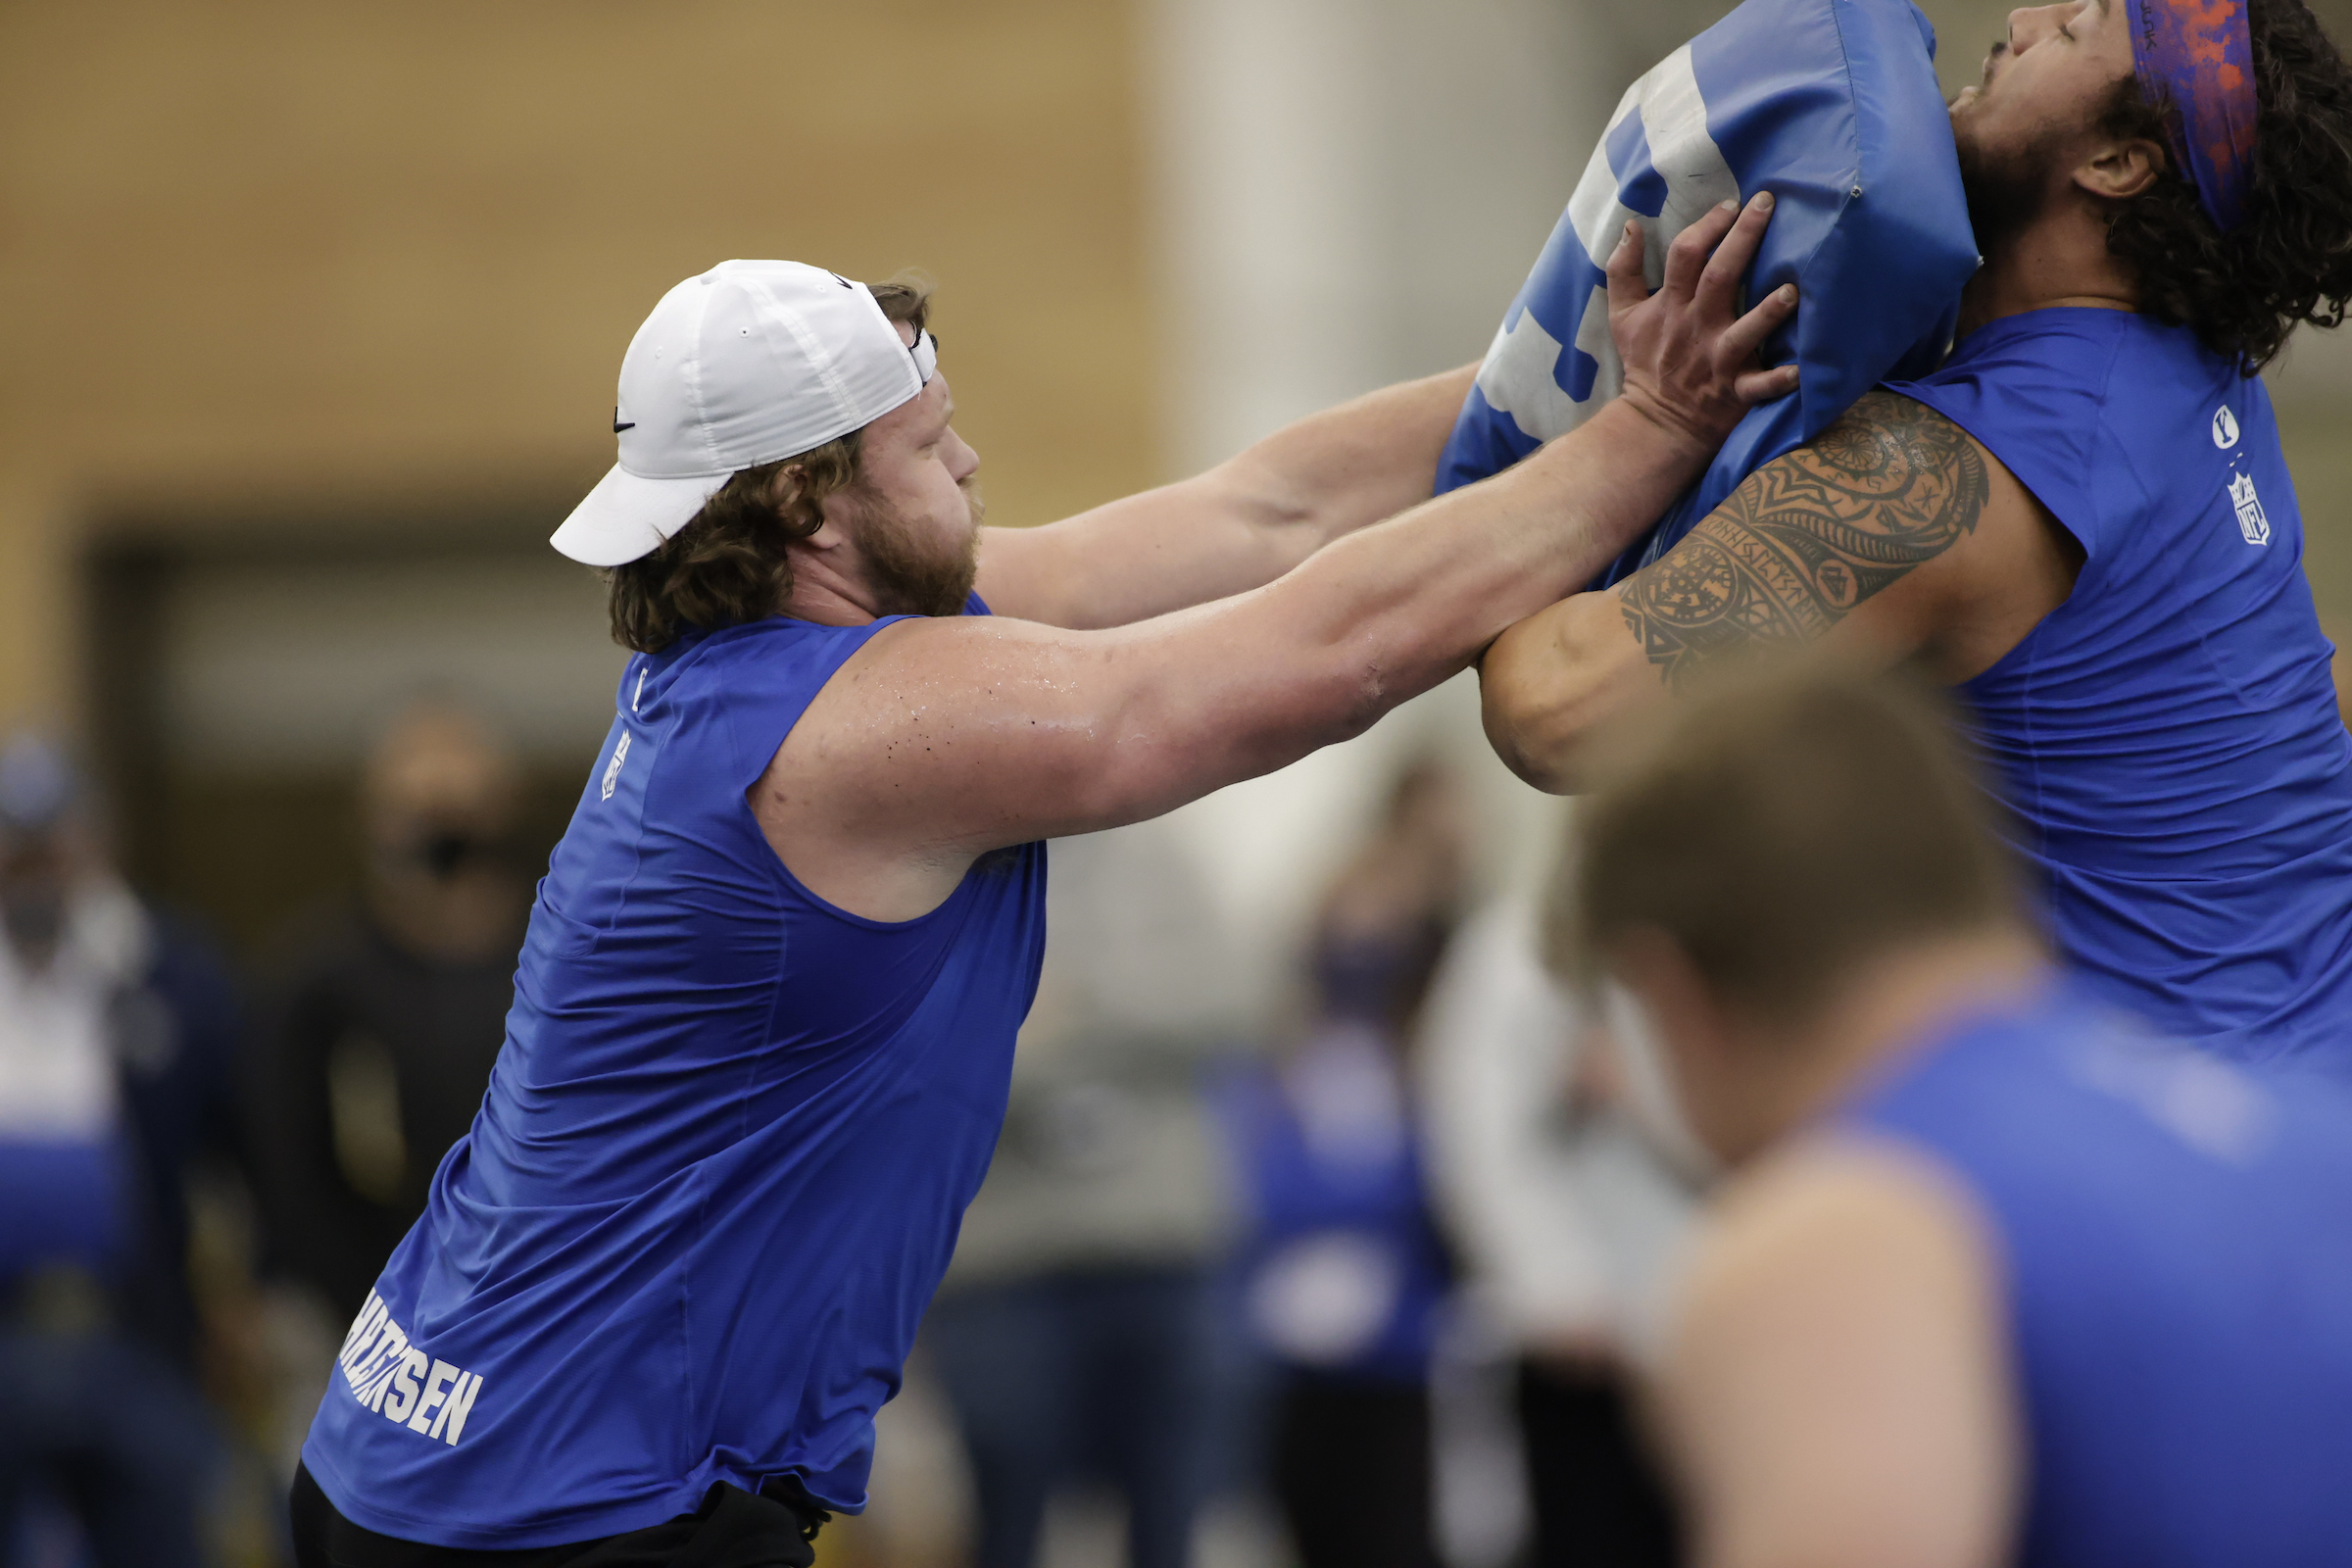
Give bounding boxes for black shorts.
[289,1463,823,1568]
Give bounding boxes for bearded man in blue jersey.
[1561,662,2352,1568]
[1483,0,2352,1064]
[287,199,1800,1560]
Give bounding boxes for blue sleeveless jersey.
[1840,982,2352,1566]
[1886,310,2352,1064]
[301,601,1048,1548]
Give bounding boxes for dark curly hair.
[605,278,931,654]
[2100,0,2352,371]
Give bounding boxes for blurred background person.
[924,816,1249,1568]
[1566,662,2352,1568]
[1219,761,1466,1568]
[246,700,528,1323]
[1416,883,1700,1568]
[0,735,242,1567]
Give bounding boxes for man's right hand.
[1608,192,1798,461]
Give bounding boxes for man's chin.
[945,571,979,617]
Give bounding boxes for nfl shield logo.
[601,730,632,801]
[2229,472,2271,547]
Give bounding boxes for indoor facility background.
[2,3,2346,1565]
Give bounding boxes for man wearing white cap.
[292,200,1795,1566]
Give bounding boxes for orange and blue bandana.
[2125,0,2259,232]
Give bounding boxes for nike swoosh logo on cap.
[613,407,635,433]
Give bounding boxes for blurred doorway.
[83,501,624,959]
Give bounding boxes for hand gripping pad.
[1435,0,1980,587]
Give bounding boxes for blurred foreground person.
[0,737,241,1567]
[250,702,528,1319]
[1417,889,1694,1568]
[293,199,1798,1561]
[925,818,1245,1568]
[1561,665,2352,1568]
[1223,763,1464,1568]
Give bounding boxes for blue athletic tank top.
[300,600,1049,1549]
[1886,310,2352,1065]
[1839,980,2352,1566]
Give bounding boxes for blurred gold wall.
[0,0,1159,731]
[5,0,2346,751]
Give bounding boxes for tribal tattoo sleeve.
[1619,391,1990,692]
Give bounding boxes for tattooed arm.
[1480,391,2076,792]
[1616,394,1990,687]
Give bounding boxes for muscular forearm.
[979,365,1476,631]
[1223,363,1481,559]
[1288,400,1701,685]
[1119,400,1710,804]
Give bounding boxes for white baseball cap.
[550,260,937,567]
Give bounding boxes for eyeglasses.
[909,330,939,385]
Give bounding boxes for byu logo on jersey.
[2212,404,2241,450]
[2229,472,2271,547]
[601,730,632,801]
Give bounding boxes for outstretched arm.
[1478,391,2073,793]
[762,197,1799,921]
[974,365,1478,631]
